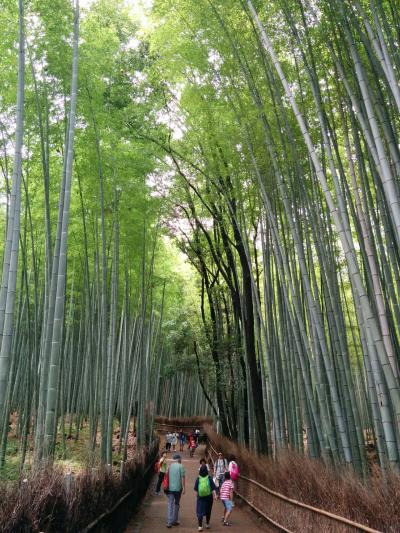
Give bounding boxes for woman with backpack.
[228,456,240,488]
[214,452,228,494]
[194,464,217,531]
[155,451,168,495]
[188,433,197,457]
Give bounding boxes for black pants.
[156,471,165,493]
[166,442,171,451]
[198,513,212,527]
[216,475,224,495]
[197,496,213,527]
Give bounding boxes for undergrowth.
[0,441,158,533]
[205,425,400,532]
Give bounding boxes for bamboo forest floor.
[125,446,271,533]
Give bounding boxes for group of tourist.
[164,428,201,454]
[155,447,239,530]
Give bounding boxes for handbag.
[162,468,169,491]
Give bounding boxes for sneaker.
[221,517,225,522]
[167,526,172,529]
[205,525,210,529]
[224,523,231,527]
[198,528,203,532]
[172,521,180,526]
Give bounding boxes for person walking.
[220,472,234,526]
[188,433,196,457]
[214,452,228,494]
[179,429,186,452]
[194,464,217,531]
[199,458,210,472]
[165,432,172,452]
[155,451,168,495]
[171,431,178,451]
[165,453,185,528]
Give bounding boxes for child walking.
[220,472,234,526]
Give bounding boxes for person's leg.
[222,501,227,522]
[198,515,203,527]
[216,476,223,496]
[167,493,174,526]
[205,498,213,527]
[173,491,182,524]
[224,500,233,525]
[156,472,164,494]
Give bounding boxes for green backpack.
[198,475,212,497]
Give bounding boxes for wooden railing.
[206,439,382,533]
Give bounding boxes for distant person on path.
[165,432,172,452]
[165,453,186,528]
[188,433,197,457]
[214,452,228,493]
[199,458,210,472]
[195,428,201,446]
[179,429,186,451]
[171,431,178,451]
[220,472,234,526]
[194,464,218,531]
[155,451,168,495]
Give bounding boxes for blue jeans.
[167,491,182,525]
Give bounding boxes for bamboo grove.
[146,0,400,475]
[1,0,400,479]
[0,0,185,470]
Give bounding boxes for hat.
[172,454,181,460]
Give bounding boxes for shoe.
[224,522,231,527]
[167,526,172,529]
[172,522,180,526]
[198,528,203,532]
[205,525,210,529]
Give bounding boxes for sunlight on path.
[125,446,270,533]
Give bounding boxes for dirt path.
[125,446,270,533]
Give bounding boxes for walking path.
[125,446,270,533]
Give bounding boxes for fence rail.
[207,440,381,533]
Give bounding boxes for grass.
[0,415,137,482]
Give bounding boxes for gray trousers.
[167,491,182,525]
